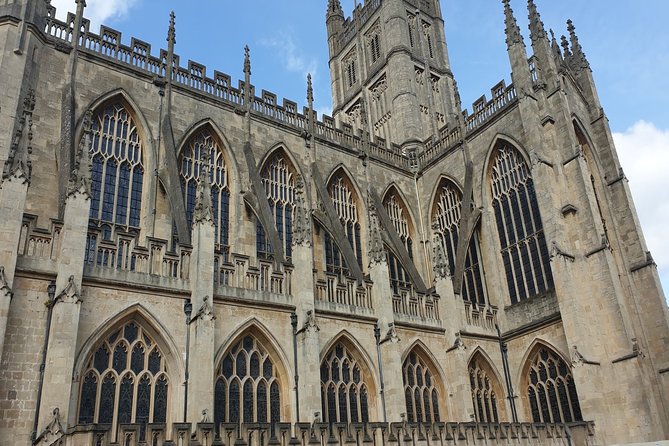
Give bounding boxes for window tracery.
[256,152,296,259]
[77,321,168,437]
[214,334,281,425]
[179,129,230,251]
[89,102,144,229]
[468,357,501,423]
[526,346,582,423]
[383,192,413,294]
[320,342,370,423]
[402,351,441,423]
[491,144,553,304]
[325,174,363,274]
[433,180,488,305]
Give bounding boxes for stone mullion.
[498,202,522,302]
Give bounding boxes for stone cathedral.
[0,0,667,444]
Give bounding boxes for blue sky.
[51,0,669,299]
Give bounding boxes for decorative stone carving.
[502,0,523,48]
[453,332,466,351]
[303,309,320,334]
[191,296,215,323]
[48,275,82,308]
[369,75,387,101]
[431,220,450,279]
[0,266,12,299]
[292,174,312,247]
[201,409,210,423]
[550,241,575,262]
[567,20,590,71]
[528,0,547,42]
[67,110,93,198]
[192,150,214,225]
[385,322,400,344]
[571,345,600,367]
[2,89,35,183]
[367,194,385,265]
[35,408,63,445]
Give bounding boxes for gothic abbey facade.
[0,0,667,445]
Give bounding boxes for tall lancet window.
[320,342,370,423]
[324,173,363,274]
[526,346,582,423]
[214,334,281,426]
[179,129,230,250]
[468,356,503,423]
[433,180,488,305]
[89,102,144,230]
[490,143,553,304]
[402,350,441,423]
[77,321,169,441]
[383,191,413,294]
[256,152,296,259]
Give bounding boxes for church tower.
[326,0,460,155]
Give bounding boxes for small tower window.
[369,34,381,63]
[346,59,357,88]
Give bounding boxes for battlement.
[43,3,525,174]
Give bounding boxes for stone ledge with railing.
[53,420,597,446]
[392,285,441,326]
[314,271,374,316]
[214,253,293,305]
[463,301,499,332]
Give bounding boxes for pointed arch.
[430,176,488,305]
[401,340,448,422]
[382,184,417,294]
[176,120,235,250]
[257,142,306,179]
[255,144,303,259]
[72,304,181,432]
[381,182,419,235]
[323,165,366,274]
[467,347,507,423]
[519,340,583,424]
[320,330,378,423]
[81,90,155,260]
[214,319,291,425]
[486,136,554,304]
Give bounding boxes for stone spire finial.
[502,0,523,48]
[560,34,572,62]
[567,20,590,71]
[527,0,547,42]
[431,220,450,279]
[67,110,94,198]
[167,11,176,45]
[327,0,344,18]
[367,193,385,265]
[307,73,314,110]
[192,150,214,225]
[243,45,252,79]
[3,89,35,183]
[292,174,312,247]
[550,29,562,61]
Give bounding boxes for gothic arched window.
[89,102,144,229]
[383,191,413,294]
[491,144,553,304]
[77,321,169,436]
[433,180,488,305]
[320,342,370,423]
[324,174,363,275]
[214,334,281,425]
[179,129,230,250]
[526,346,582,423]
[402,351,441,423]
[469,356,503,423]
[256,152,296,259]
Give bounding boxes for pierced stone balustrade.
[392,285,440,324]
[314,271,373,311]
[464,301,499,331]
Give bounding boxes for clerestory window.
[383,192,414,294]
[402,351,441,423]
[320,342,370,423]
[324,174,363,275]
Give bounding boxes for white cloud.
[50,0,139,30]
[258,33,318,81]
[613,121,669,295]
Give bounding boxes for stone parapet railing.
[392,286,440,323]
[55,420,597,446]
[214,253,293,297]
[464,301,499,332]
[17,214,62,261]
[314,271,373,310]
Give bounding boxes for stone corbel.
[189,296,215,324]
[612,338,645,364]
[446,332,466,353]
[302,310,319,334]
[550,241,575,263]
[34,408,64,445]
[378,323,400,345]
[47,276,82,308]
[570,345,600,367]
[530,150,554,169]
[0,266,13,300]
[585,234,610,258]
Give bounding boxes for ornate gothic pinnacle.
[243,45,252,78]
[307,73,314,109]
[192,151,214,225]
[367,194,385,265]
[502,0,523,48]
[67,110,94,198]
[560,34,572,62]
[292,174,312,247]
[3,89,35,183]
[167,11,176,45]
[327,0,344,18]
[527,0,546,42]
[550,29,562,61]
[567,20,590,70]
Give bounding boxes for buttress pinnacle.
[502,0,523,48]
[567,20,590,70]
[527,0,547,42]
[327,0,344,18]
[167,11,176,45]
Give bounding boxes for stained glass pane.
[98,375,116,424]
[263,358,273,379]
[243,380,254,422]
[78,373,98,424]
[215,379,226,424]
[154,377,168,423]
[222,355,233,378]
[250,353,260,379]
[257,381,267,422]
[94,345,110,374]
[229,380,240,422]
[118,375,134,424]
[349,387,359,423]
[131,344,145,375]
[112,344,127,373]
[432,389,440,422]
[236,352,247,377]
[148,349,162,375]
[270,382,280,423]
[135,375,151,426]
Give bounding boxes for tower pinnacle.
[567,20,590,71]
[527,0,547,42]
[503,0,523,48]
